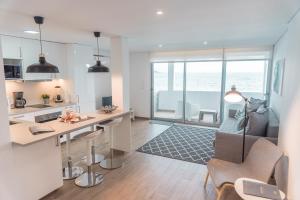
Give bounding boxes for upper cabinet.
[1,36,22,59]
[1,35,67,80]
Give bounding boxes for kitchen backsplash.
[5,79,72,106]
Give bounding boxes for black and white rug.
[137,125,216,165]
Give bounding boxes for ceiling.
[0,0,299,52]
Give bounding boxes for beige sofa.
[214,108,279,163]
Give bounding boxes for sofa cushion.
[219,118,239,133]
[246,111,268,137]
[266,109,279,138]
[248,97,267,112]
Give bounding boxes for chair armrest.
[214,131,277,163]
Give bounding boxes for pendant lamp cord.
[39,24,43,55]
[96,36,100,61]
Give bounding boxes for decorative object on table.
[41,94,50,104]
[243,180,282,200]
[101,105,118,113]
[137,124,216,165]
[29,125,54,135]
[273,59,285,96]
[88,32,109,73]
[224,85,248,162]
[59,110,90,123]
[54,86,64,103]
[234,178,285,200]
[26,16,59,73]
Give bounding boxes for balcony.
[153,90,264,126]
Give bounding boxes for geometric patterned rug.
[137,124,216,165]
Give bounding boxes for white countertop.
[8,102,77,116]
[9,109,130,146]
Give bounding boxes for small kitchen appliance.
[54,86,64,103]
[13,92,27,108]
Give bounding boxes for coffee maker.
[13,92,27,108]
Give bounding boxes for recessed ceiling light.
[158,44,163,48]
[203,41,208,45]
[156,10,164,15]
[24,30,39,34]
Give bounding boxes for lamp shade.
[224,85,244,103]
[88,32,109,73]
[26,16,59,73]
[88,61,109,72]
[26,56,59,73]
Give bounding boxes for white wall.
[129,52,151,118]
[66,44,111,113]
[270,11,300,199]
[111,37,130,111]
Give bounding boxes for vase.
[43,98,50,104]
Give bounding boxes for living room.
[0,1,300,200]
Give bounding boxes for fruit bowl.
[101,105,118,113]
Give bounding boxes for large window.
[225,60,268,97]
[151,48,272,126]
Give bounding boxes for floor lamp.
[224,85,248,162]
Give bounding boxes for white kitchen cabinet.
[1,35,22,59]
[10,113,35,122]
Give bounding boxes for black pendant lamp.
[88,32,109,73]
[26,16,59,73]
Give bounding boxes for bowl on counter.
[101,105,118,113]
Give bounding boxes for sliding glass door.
[185,61,223,125]
[151,56,270,127]
[152,62,184,121]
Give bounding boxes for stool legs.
[99,149,124,169]
[62,133,83,180]
[75,135,104,187]
[75,165,104,187]
[100,126,124,169]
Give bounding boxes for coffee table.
[234,178,285,200]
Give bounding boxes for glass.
[185,61,223,125]
[224,60,269,118]
[152,62,184,121]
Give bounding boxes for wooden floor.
[42,119,217,200]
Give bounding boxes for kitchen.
[0,15,131,200]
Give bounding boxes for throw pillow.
[246,111,268,136]
[256,105,268,114]
[247,97,266,112]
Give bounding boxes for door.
[185,61,223,126]
[151,62,184,121]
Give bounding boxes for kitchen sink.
[27,104,52,109]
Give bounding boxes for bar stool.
[82,126,105,164]
[75,129,104,187]
[98,117,124,169]
[62,133,84,180]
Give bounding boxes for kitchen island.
[9,109,131,200]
